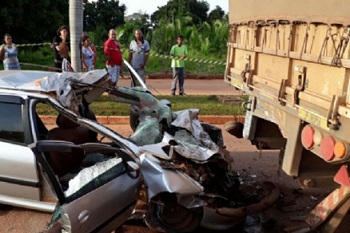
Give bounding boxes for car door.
[32,140,141,233]
[0,95,41,204]
[61,166,140,233]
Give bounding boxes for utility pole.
[69,0,84,72]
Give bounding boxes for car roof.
[0,69,109,107]
[0,70,56,92]
[0,69,108,93]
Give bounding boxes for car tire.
[144,192,203,232]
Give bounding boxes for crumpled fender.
[139,153,204,206]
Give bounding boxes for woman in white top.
[0,34,20,70]
[81,35,95,71]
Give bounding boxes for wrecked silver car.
[0,61,279,232]
[0,69,142,232]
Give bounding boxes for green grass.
[36,95,247,116]
[161,95,246,115]
[91,95,246,116]
[15,46,226,75]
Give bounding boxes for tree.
[0,0,69,43]
[150,0,209,26]
[84,0,126,33]
[83,0,126,52]
[194,20,228,56]
[124,12,151,34]
[208,6,225,22]
[121,12,152,45]
[188,0,209,24]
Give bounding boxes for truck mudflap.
[284,165,350,233]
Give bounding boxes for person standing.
[104,29,122,86]
[81,35,95,71]
[53,25,70,72]
[128,29,150,83]
[0,34,20,70]
[170,35,188,96]
[81,31,97,69]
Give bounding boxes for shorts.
[107,65,120,83]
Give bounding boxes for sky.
[117,0,229,15]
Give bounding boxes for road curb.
[147,74,224,80]
[41,115,245,125]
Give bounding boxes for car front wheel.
[144,192,203,233]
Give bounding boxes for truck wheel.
[144,192,203,232]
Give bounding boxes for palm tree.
[69,0,84,72]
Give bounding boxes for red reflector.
[320,136,336,161]
[334,165,350,187]
[301,125,314,149]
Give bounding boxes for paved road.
[118,77,243,96]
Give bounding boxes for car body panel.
[0,69,107,93]
[0,70,54,90]
[0,141,40,200]
[61,162,140,233]
[0,193,55,212]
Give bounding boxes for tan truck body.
[225,0,350,190]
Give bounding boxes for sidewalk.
[117,77,242,96]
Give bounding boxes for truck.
[225,0,350,231]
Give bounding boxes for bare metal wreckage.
[0,61,279,232]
